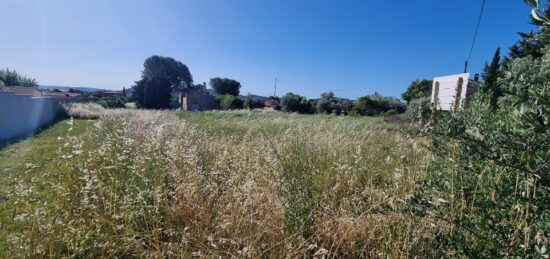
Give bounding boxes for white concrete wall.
[0,92,68,141]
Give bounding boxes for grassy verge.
[0,119,93,255]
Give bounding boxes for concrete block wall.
[0,92,67,141]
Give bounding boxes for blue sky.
[0,0,538,99]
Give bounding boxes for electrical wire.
[466,0,487,63]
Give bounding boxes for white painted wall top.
[431,73,470,111]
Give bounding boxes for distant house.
[180,83,219,111]
[5,86,42,97]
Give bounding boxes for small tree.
[210,77,241,96]
[315,92,337,114]
[401,79,432,104]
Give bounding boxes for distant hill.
[39,85,115,93]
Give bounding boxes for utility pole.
[273,77,277,97]
[464,61,468,73]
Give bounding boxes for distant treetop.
[209,77,241,96]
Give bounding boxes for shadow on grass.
[0,113,71,150]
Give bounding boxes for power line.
[465,0,487,72]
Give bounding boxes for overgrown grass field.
[0,105,432,257]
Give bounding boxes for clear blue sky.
[0,0,538,99]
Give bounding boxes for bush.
[315,92,353,115]
[351,93,405,116]
[411,48,550,257]
[404,97,431,123]
[243,96,265,110]
[216,94,243,110]
[97,96,126,109]
[281,92,313,114]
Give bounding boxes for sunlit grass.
[0,104,432,257]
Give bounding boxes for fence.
[0,91,72,142]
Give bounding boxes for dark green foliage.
[209,77,241,96]
[132,56,193,109]
[280,92,313,114]
[97,96,126,109]
[412,22,550,257]
[133,76,172,109]
[401,79,432,104]
[242,95,265,110]
[216,94,243,110]
[350,93,405,116]
[507,14,550,63]
[0,68,38,87]
[404,97,431,123]
[481,48,504,109]
[315,92,353,115]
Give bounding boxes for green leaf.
[520,102,531,114]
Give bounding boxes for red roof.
[5,86,42,97]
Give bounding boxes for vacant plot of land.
[0,106,432,257]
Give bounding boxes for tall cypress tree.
[482,47,503,109]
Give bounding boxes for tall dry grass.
[5,104,432,257]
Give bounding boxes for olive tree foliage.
[351,93,405,116]
[409,6,550,256]
[210,77,241,96]
[401,79,432,104]
[315,92,353,114]
[132,56,193,109]
[280,92,313,114]
[404,97,431,123]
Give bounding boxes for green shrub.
[97,96,126,109]
[216,94,243,110]
[281,92,313,114]
[411,48,550,257]
[383,109,398,116]
[404,97,431,123]
[351,93,404,116]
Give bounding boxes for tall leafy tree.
[209,77,241,96]
[481,48,504,110]
[132,55,193,109]
[401,79,432,104]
